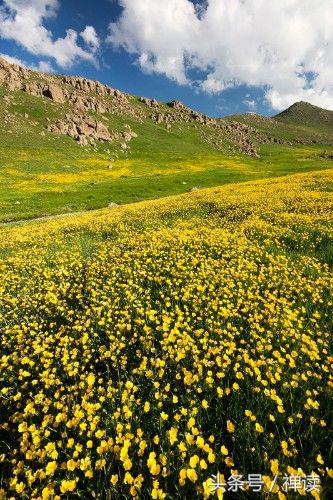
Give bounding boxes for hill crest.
[274,100,333,130]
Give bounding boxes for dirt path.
[0,210,92,227]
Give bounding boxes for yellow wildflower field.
[0,170,333,498]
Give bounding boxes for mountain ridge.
[1,56,332,140]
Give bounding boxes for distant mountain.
[274,101,333,134]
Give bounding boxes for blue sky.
[0,0,332,117]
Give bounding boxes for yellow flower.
[189,455,199,468]
[179,469,187,480]
[42,485,55,500]
[227,420,235,433]
[60,480,77,493]
[96,458,106,470]
[111,474,118,485]
[147,452,161,476]
[67,438,75,448]
[15,483,25,494]
[281,441,288,450]
[316,454,324,465]
[221,445,228,456]
[270,459,279,475]
[45,461,57,476]
[67,459,77,471]
[123,458,133,471]
[200,459,207,470]
[217,387,223,398]
[79,457,91,470]
[168,427,178,445]
[196,436,205,448]
[255,423,264,433]
[124,472,133,484]
[186,468,198,483]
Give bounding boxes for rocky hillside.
[0,55,260,156]
[1,57,331,159]
[1,56,333,223]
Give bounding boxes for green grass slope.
[222,107,333,144]
[0,58,332,222]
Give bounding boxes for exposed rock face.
[47,113,139,147]
[42,84,65,103]
[62,75,118,97]
[0,57,28,90]
[21,81,42,96]
[48,116,113,145]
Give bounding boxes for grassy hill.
[274,101,333,135]
[0,57,332,222]
[1,170,333,497]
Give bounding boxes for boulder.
[42,84,65,104]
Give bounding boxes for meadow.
[0,169,332,498]
[1,86,333,223]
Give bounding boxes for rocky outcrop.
[42,84,65,103]
[47,114,138,147]
[61,75,120,97]
[168,100,187,111]
[0,57,145,123]
[139,97,159,108]
[0,57,29,90]
[47,116,113,146]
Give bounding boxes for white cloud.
[80,26,100,52]
[0,0,99,68]
[201,76,229,94]
[36,60,54,73]
[108,0,333,110]
[243,99,257,111]
[109,0,200,84]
